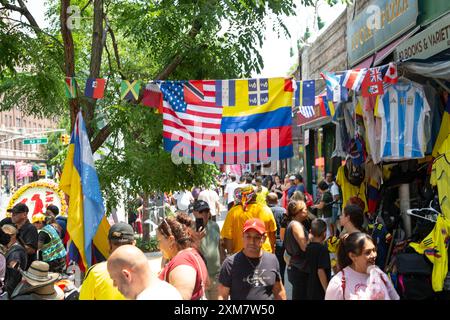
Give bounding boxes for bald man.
[107,245,182,300]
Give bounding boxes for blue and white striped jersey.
[376,82,430,160]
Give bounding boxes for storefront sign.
[1,160,16,166]
[395,13,450,60]
[347,0,418,66]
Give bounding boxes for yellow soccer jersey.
[79,261,126,300]
[221,202,276,254]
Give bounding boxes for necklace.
[244,252,263,269]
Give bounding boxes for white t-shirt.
[136,280,182,300]
[224,181,239,204]
[325,266,399,300]
[330,182,340,198]
[198,189,220,216]
[174,191,193,211]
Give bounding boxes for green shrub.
[135,236,159,253]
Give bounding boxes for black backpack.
[344,160,365,186]
[396,251,434,300]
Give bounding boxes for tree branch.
[91,124,112,152]
[105,16,124,79]
[61,0,79,132]
[155,18,202,80]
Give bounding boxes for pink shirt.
[325,266,399,300]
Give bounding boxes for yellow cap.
[32,213,46,223]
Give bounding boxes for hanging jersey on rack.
[376,82,430,160]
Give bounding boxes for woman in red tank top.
[156,213,208,300]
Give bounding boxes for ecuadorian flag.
[220,78,294,164]
[59,112,110,270]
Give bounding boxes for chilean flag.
[341,69,368,91]
[85,78,106,99]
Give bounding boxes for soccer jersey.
[376,83,430,160]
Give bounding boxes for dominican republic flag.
[341,69,368,91]
[184,80,236,107]
[84,78,106,99]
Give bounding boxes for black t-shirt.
[268,205,286,245]
[219,251,281,300]
[305,242,331,300]
[5,243,28,270]
[38,231,51,245]
[17,221,38,269]
[318,191,333,218]
[0,218,38,269]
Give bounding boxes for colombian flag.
[220,77,294,164]
[59,112,110,270]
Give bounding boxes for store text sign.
[347,0,418,66]
[395,13,450,61]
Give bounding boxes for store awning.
[403,59,450,80]
[353,26,420,69]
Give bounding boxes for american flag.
[160,81,223,150]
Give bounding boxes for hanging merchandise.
[365,158,383,214]
[360,96,382,164]
[431,134,450,220]
[336,160,368,213]
[409,215,450,292]
[422,82,443,155]
[375,79,430,161]
[432,92,450,157]
[331,102,348,158]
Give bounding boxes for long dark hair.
[337,232,375,271]
[157,212,196,251]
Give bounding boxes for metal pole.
[399,184,411,238]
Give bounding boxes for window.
[16,117,21,127]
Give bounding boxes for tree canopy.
[0,0,345,209]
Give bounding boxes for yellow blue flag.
[59,112,110,269]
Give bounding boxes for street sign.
[23,138,48,145]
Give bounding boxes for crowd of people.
[0,170,400,300]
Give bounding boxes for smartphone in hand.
[195,218,204,231]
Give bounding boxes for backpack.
[395,252,434,300]
[344,160,365,186]
[304,192,314,207]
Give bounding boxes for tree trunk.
[142,193,150,242]
[84,0,105,139]
[60,0,79,132]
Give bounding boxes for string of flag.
[63,62,399,120]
